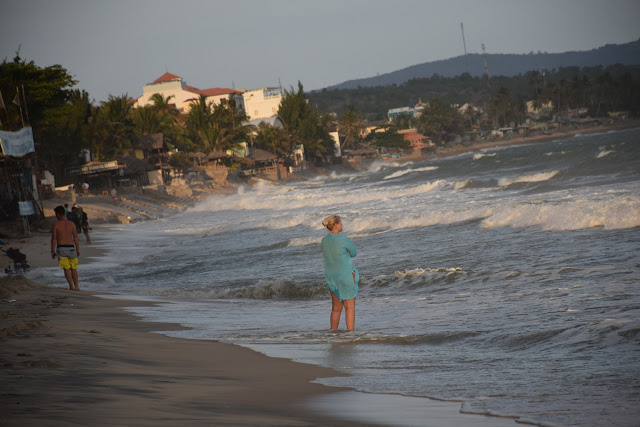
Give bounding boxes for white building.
[242,87,282,120]
[134,72,245,113]
[387,101,426,120]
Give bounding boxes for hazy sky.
[2,0,639,103]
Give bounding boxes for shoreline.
[387,119,640,163]
[1,276,520,426]
[0,275,362,426]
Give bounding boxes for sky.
[2,0,639,103]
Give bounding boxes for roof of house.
[185,86,242,97]
[187,151,208,159]
[153,72,183,83]
[208,150,230,160]
[247,149,277,161]
[403,133,427,142]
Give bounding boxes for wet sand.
[0,276,521,426]
[0,276,362,426]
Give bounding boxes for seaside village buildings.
[0,73,292,236]
[131,72,298,178]
[134,72,279,119]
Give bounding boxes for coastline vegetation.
[309,64,640,122]
[1,51,639,186]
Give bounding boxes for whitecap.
[497,171,559,186]
[383,166,438,180]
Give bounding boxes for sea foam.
[497,171,559,187]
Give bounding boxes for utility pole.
[482,43,490,88]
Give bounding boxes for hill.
[321,39,640,91]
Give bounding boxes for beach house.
[133,72,245,113]
[387,101,426,120]
[242,87,283,120]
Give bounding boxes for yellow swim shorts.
[58,257,78,270]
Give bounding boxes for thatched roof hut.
[247,149,277,162]
[208,150,229,160]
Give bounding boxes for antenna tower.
[460,22,469,75]
[482,43,490,87]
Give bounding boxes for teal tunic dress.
[321,234,359,301]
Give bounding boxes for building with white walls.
[242,87,282,120]
[134,72,244,113]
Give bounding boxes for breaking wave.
[481,195,640,230]
[497,171,559,187]
[384,166,439,180]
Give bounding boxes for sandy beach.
[0,274,520,426]
[1,275,368,426]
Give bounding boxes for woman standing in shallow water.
[321,215,359,331]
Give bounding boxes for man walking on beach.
[51,205,80,290]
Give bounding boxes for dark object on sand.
[3,247,30,276]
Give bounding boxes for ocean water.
[34,128,640,426]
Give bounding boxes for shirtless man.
[51,205,81,290]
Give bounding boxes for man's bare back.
[51,206,80,290]
[52,219,79,248]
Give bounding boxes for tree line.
[308,64,640,122]
[2,53,638,184]
[0,56,341,183]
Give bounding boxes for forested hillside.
[308,64,640,121]
[322,39,640,91]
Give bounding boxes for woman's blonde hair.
[322,215,341,230]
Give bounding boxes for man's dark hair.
[54,205,65,216]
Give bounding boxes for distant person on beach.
[67,206,81,233]
[51,205,80,290]
[321,215,359,331]
[82,182,89,196]
[111,188,118,205]
[77,207,91,244]
[70,206,81,231]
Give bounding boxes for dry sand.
[0,276,363,426]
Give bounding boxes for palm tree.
[94,94,135,159]
[132,105,161,134]
[149,93,175,112]
[338,106,364,149]
[185,95,214,152]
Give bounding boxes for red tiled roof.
[154,72,183,83]
[186,86,242,97]
[403,133,426,142]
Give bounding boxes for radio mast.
[482,43,490,87]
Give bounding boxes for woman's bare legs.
[343,298,355,331]
[330,291,343,330]
[330,291,356,331]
